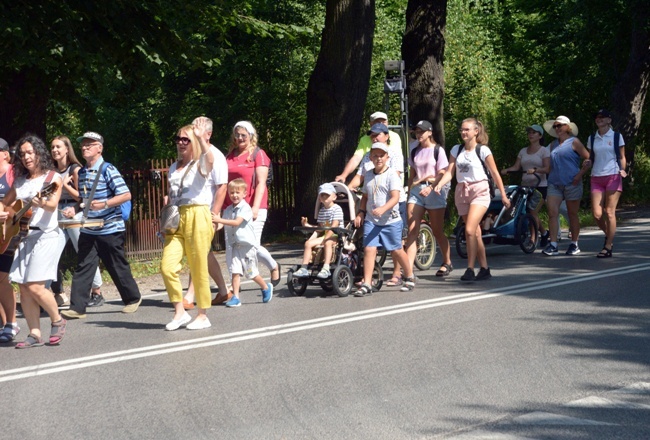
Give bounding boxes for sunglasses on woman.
[552,124,565,129]
[174,136,191,145]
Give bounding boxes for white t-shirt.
[362,167,402,226]
[451,144,492,184]
[14,172,62,233]
[588,129,626,177]
[209,145,228,193]
[168,160,212,206]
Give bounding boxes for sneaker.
[293,267,309,277]
[262,283,273,303]
[542,244,559,256]
[566,243,581,256]
[186,317,211,330]
[225,296,241,307]
[61,309,87,320]
[0,323,20,343]
[88,293,105,308]
[475,267,492,281]
[316,268,331,279]
[460,268,475,282]
[165,312,192,331]
[540,231,550,248]
[121,298,142,314]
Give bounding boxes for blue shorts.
[407,182,449,210]
[363,221,403,251]
[547,182,583,201]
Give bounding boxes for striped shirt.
[317,204,344,227]
[78,157,130,235]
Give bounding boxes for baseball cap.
[369,111,388,122]
[367,123,389,135]
[0,138,9,151]
[77,131,104,144]
[594,108,612,119]
[416,120,433,131]
[370,142,389,154]
[526,124,544,136]
[318,183,336,195]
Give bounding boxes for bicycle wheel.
[371,261,384,291]
[455,219,468,259]
[414,223,436,270]
[376,247,387,267]
[517,213,539,254]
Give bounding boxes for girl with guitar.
[0,134,67,348]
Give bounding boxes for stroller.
[287,182,383,297]
[454,182,540,258]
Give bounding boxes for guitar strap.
[82,163,103,224]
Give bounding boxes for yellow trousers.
[161,205,214,309]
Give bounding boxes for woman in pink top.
[225,121,280,286]
[404,121,453,277]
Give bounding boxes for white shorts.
[228,243,260,279]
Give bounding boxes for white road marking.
[2,263,650,383]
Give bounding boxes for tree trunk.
[0,68,49,145]
[402,0,447,146]
[610,0,650,167]
[297,0,375,219]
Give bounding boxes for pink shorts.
[455,180,491,216]
[591,174,622,193]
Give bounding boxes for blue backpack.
[101,162,132,221]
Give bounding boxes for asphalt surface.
[1,211,649,439]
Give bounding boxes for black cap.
[594,109,612,119]
[416,120,433,131]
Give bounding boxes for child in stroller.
[292,183,343,279]
[287,182,383,297]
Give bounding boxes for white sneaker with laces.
[316,268,331,279]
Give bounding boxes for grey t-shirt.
[362,167,402,226]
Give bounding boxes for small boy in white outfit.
[212,178,272,307]
[293,183,344,279]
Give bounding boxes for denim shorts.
[407,183,449,210]
[547,182,583,201]
[363,221,403,251]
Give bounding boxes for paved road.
[2,217,649,439]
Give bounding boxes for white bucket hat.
[543,116,579,138]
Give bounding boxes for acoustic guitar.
[0,182,59,255]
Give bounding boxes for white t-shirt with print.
[451,144,492,184]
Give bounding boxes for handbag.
[159,160,195,235]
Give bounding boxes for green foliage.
[622,150,650,203]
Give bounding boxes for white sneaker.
[316,268,331,279]
[186,317,212,330]
[165,312,192,331]
[293,267,309,277]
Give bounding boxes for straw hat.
[543,116,579,138]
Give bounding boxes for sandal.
[353,283,372,297]
[15,334,44,349]
[435,263,454,277]
[385,276,403,287]
[271,263,282,287]
[0,323,20,343]
[596,246,613,258]
[400,276,416,292]
[49,319,67,345]
[182,298,195,310]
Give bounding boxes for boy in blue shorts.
[212,178,273,307]
[293,183,344,279]
[353,142,415,296]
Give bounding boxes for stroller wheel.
[332,265,354,297]
[287,268,308,296]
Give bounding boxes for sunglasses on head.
[174,136,191,145]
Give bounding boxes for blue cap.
[367,123,389,135]
[318,183,336,195]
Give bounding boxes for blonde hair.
[177,125,201,162]
[462,117,489,145]
[229,121,259,157]
[228,177,247,192]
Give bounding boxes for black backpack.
[459,143,495,198]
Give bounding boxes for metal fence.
[121,156,300,261]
